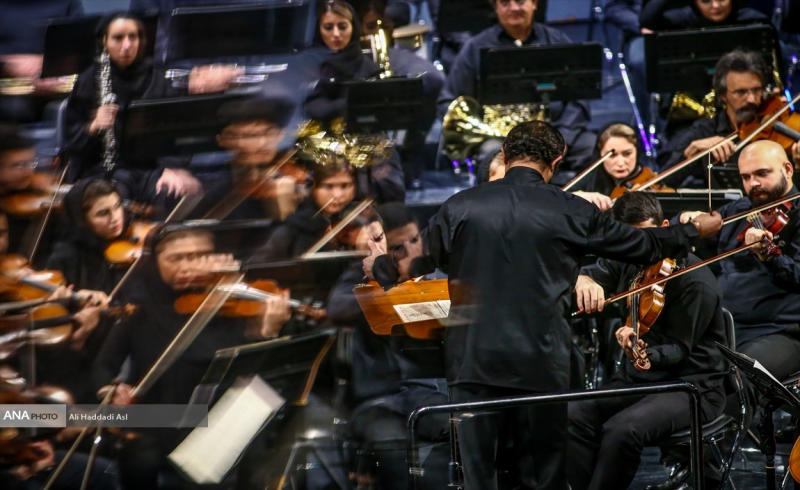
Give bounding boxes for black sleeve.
[63,72,102,177]
[92,316,133,392]
[580,257,625,291]
[605,0,642,35]
[359,151,406,204]
[646,281,718,369]
[762,234,800,293]
[640,0,684,30]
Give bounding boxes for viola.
[737,95,800,152]
[174,279,326,320]
[104,221,159,267]
[609,167,676,200]
[624,258,677,372]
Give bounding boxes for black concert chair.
[653,308,746,490]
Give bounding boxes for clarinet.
[98,49,117,171]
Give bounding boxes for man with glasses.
[658,49,780,185]
[436,0,595,172]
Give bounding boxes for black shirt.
[581,253,727,393]
[640,0,768,31]
[659,111,735,186]
[375,166,701,392]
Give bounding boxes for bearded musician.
[678,139,800,419]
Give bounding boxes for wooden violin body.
[0,173,69,219]
[354,279,450,339]
[738,95,800,151]
[0,254,66,302]
[624,259,676,371]
[105,221,159,267]
[609,167,675,200]
[174,279,326,320]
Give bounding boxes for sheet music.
[393,300,451,323]
[169,375,285,484]
[754,359,784,386]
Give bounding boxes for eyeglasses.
[727,87,763,98]
[390,234,421,266]
[497,0,530,6]
[2,159,38,171]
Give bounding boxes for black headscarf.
[46,178,129,293]
[314,1,380,81]
[94,12,154,101]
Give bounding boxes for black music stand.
[338,76,425,133]
[40,13,157,79]
[644,24,776,94]
[711,165,745,192]
[717,343,800,490]
[165,1,313,63]
[118,92,253,164]
[244,253,363,301]
[477,42,603,118]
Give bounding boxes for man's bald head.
[739,140,794,206]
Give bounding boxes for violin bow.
[561,149,615,192]
[26,162,70,264]
[722,193,800,226]
[734,90,800,152]
[634,133,738,192]
[203,146,300,221]
[301,199,375,258]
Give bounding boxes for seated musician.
[575,122,650,197]
[201,95,301,222]
[658,49,800,184]
[253,159,357,261]
[640,0,767,32]
[569,191,727,490]
[327,202,447,490]
[677,139,800,421]
[63,12,235,200]
[92,227,292,489]
[304,0,405,203]
[436,0,595,171]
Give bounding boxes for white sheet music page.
[169,375,285,484]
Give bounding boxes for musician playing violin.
[678,140,800,426]
[92,228,292,489]
[570,192,727,490]
[659,49,799,185]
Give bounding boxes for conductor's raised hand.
[574,274,605,313]
[362,239,386,281]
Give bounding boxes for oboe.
[98,49,117,171]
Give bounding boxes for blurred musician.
[92,228,292,488]
[640,0,768,31]
[253,159,357,261]
[436,0,595,171]
[305,0,405,203]
[0,0,84,123]
[0,125,41,256]
[63,12,235,202]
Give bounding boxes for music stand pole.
[757,397,780,490]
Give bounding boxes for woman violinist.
[92,227,292,489]
[253,158,358,261]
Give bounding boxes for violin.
[174,279,326,319]
[104,221,159,267]
[609,167,676,200]
[737,94,800,152]
[0,173,70,219]
[0,254,67,302]
[624,258,677,372]
[733,200,794,258]
[247,160,310,199]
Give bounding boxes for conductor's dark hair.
[502,120,565,168]
[713,49,769,97]
[611,192,665,226]
[0,124,34,155]
[218,97,295,129]
[376,202,416,232]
